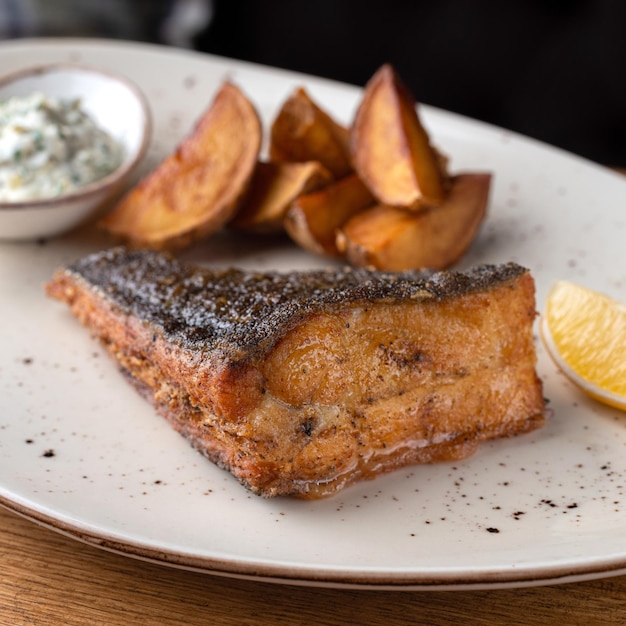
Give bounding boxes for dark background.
[195,0,626,167]
[2,0,624,166]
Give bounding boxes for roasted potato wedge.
[337,173,491,271]
[229,161,333,234]
[100,82,261,250]
[284,174,375,257]
[351,64,449,209]
[270,87,353,179]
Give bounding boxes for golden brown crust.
[99,82,262,250]
[46,248,545,498]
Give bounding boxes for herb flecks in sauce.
[0,93,123,201]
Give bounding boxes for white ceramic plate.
[1,39,626,591]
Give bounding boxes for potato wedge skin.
[338,173,491,271]
[230,161,332,234]
[100,82,261,250]
[269,87,353,180]
[351,64,448,209]
[98,63,488,274]
[285,174,375,257]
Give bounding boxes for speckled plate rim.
[1,38,626,592]
[4,495,626,591]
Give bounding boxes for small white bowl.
[0,63,151,241]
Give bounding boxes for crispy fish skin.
[46,248,545,498]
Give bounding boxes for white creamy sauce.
[0,93,124,201]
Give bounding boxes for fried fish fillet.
[46,248,545,498]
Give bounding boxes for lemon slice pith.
[540,281,626,411]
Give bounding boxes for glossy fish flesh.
[46,247,545,498]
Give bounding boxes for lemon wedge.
[541,281,626,411]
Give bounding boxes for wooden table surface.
[1,504,625,625]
